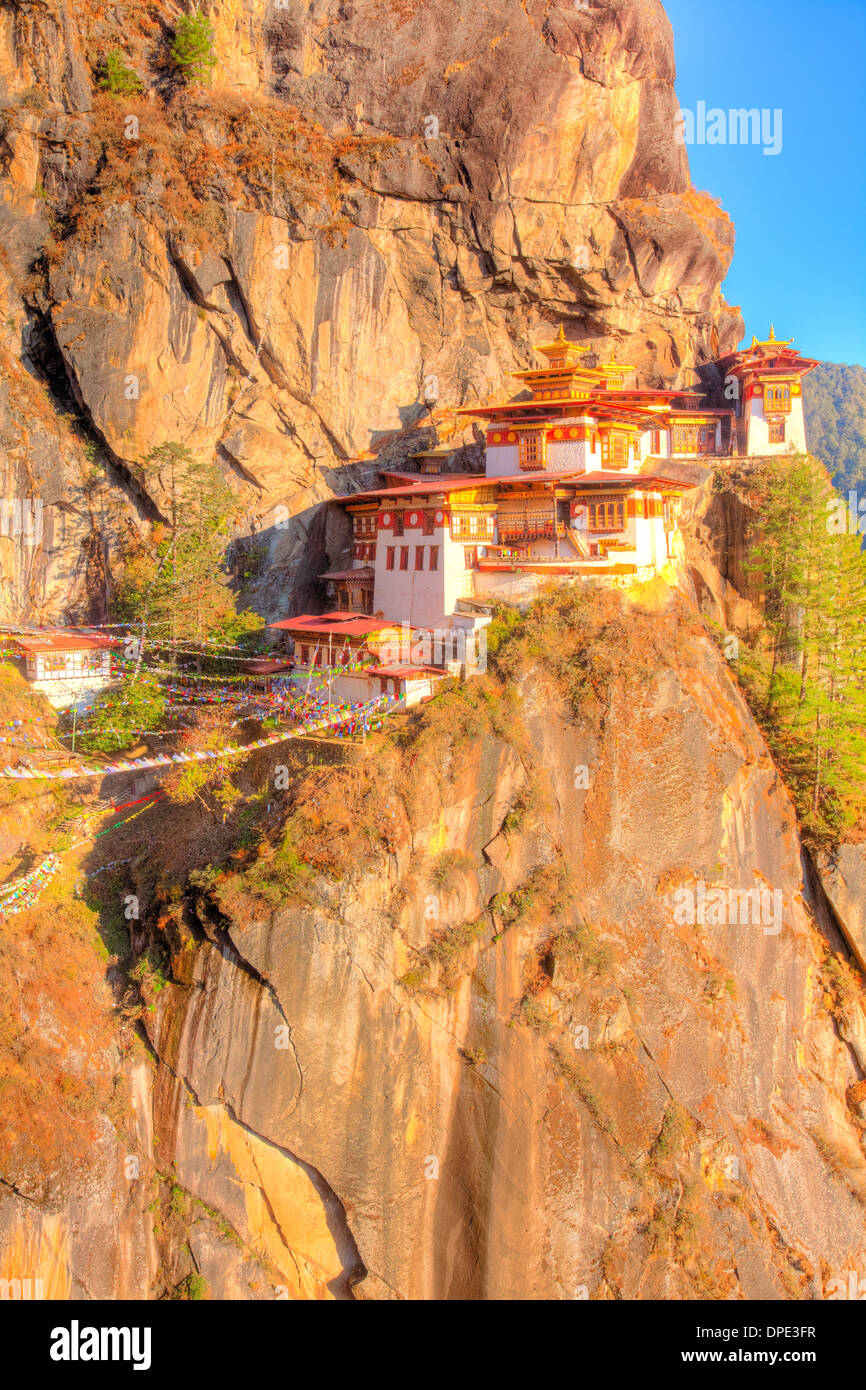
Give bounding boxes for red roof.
[268,616,403,637]
[459,399,676,423]
[589,388,702,400]
[569,471,696,491]
[14,632,117,653]
[378,470,483,485]
[319,567,375,581]
[366,664,446,679]
[344,477,496,502]
[494,469,644,487]
[238,659,295,675]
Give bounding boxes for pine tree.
[114,443,253,667]
[76,674,165,754]
[736,454,866,844]
[170,11,217,85]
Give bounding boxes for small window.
[464,547,477,569]
[400,546,409,571]
[769,418,786,444]
[429,546,439,571]
[386,546,395,570]
[601,431,630,468]
[415,546,424,570]
[518,431,546,471]
[651,430,661,454]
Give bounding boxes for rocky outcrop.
[814,845,866,975]
[1,559,864,1298]
[120,579,864,1300]
[0,0,742,621]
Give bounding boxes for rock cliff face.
[4,2,864,1305]
[2,523,866,1300]
[127,580,865,1301]
[0,0,741,620]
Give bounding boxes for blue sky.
[664,0,866,366]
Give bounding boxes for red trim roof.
[345,477,496,502]
[238,659,295,675]
[366,664,446,679]
[493,469,660,487]
[319,567,375,581]
[268,615,428,638]
[378,470,483,485]
[14,632,117,653]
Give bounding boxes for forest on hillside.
[803,362,866,494]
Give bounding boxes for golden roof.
[749,324,794,351]
[534,322,588,361]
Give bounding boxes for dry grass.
[60,89,398,253]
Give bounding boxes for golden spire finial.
[556,322,567,343]
[769,323,776,341]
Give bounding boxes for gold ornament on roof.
[750,324,794,351]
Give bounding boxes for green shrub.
[170,11,217,85]
[99,51,144,95]
[428,849,474,888]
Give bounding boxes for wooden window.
[672,425,701,454]
[651,429,661,454]
[45,654,67,674]
[588,500,626,533]
[394,513,404,536]
[601,431,629,468]
[765,384,791,414]
[464,547,478,569]
[415,546,424,570]
[429,546,439,571]
[769,417,786,444]
[518,431,546,471]
[386,546,395,570]
[400,546,409,570]
[423,511,435,535]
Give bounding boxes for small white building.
[719,328,817,456]
[12,632,117,710]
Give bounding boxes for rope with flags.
[1,693,403,779]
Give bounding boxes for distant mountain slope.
[804,363,866,493]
